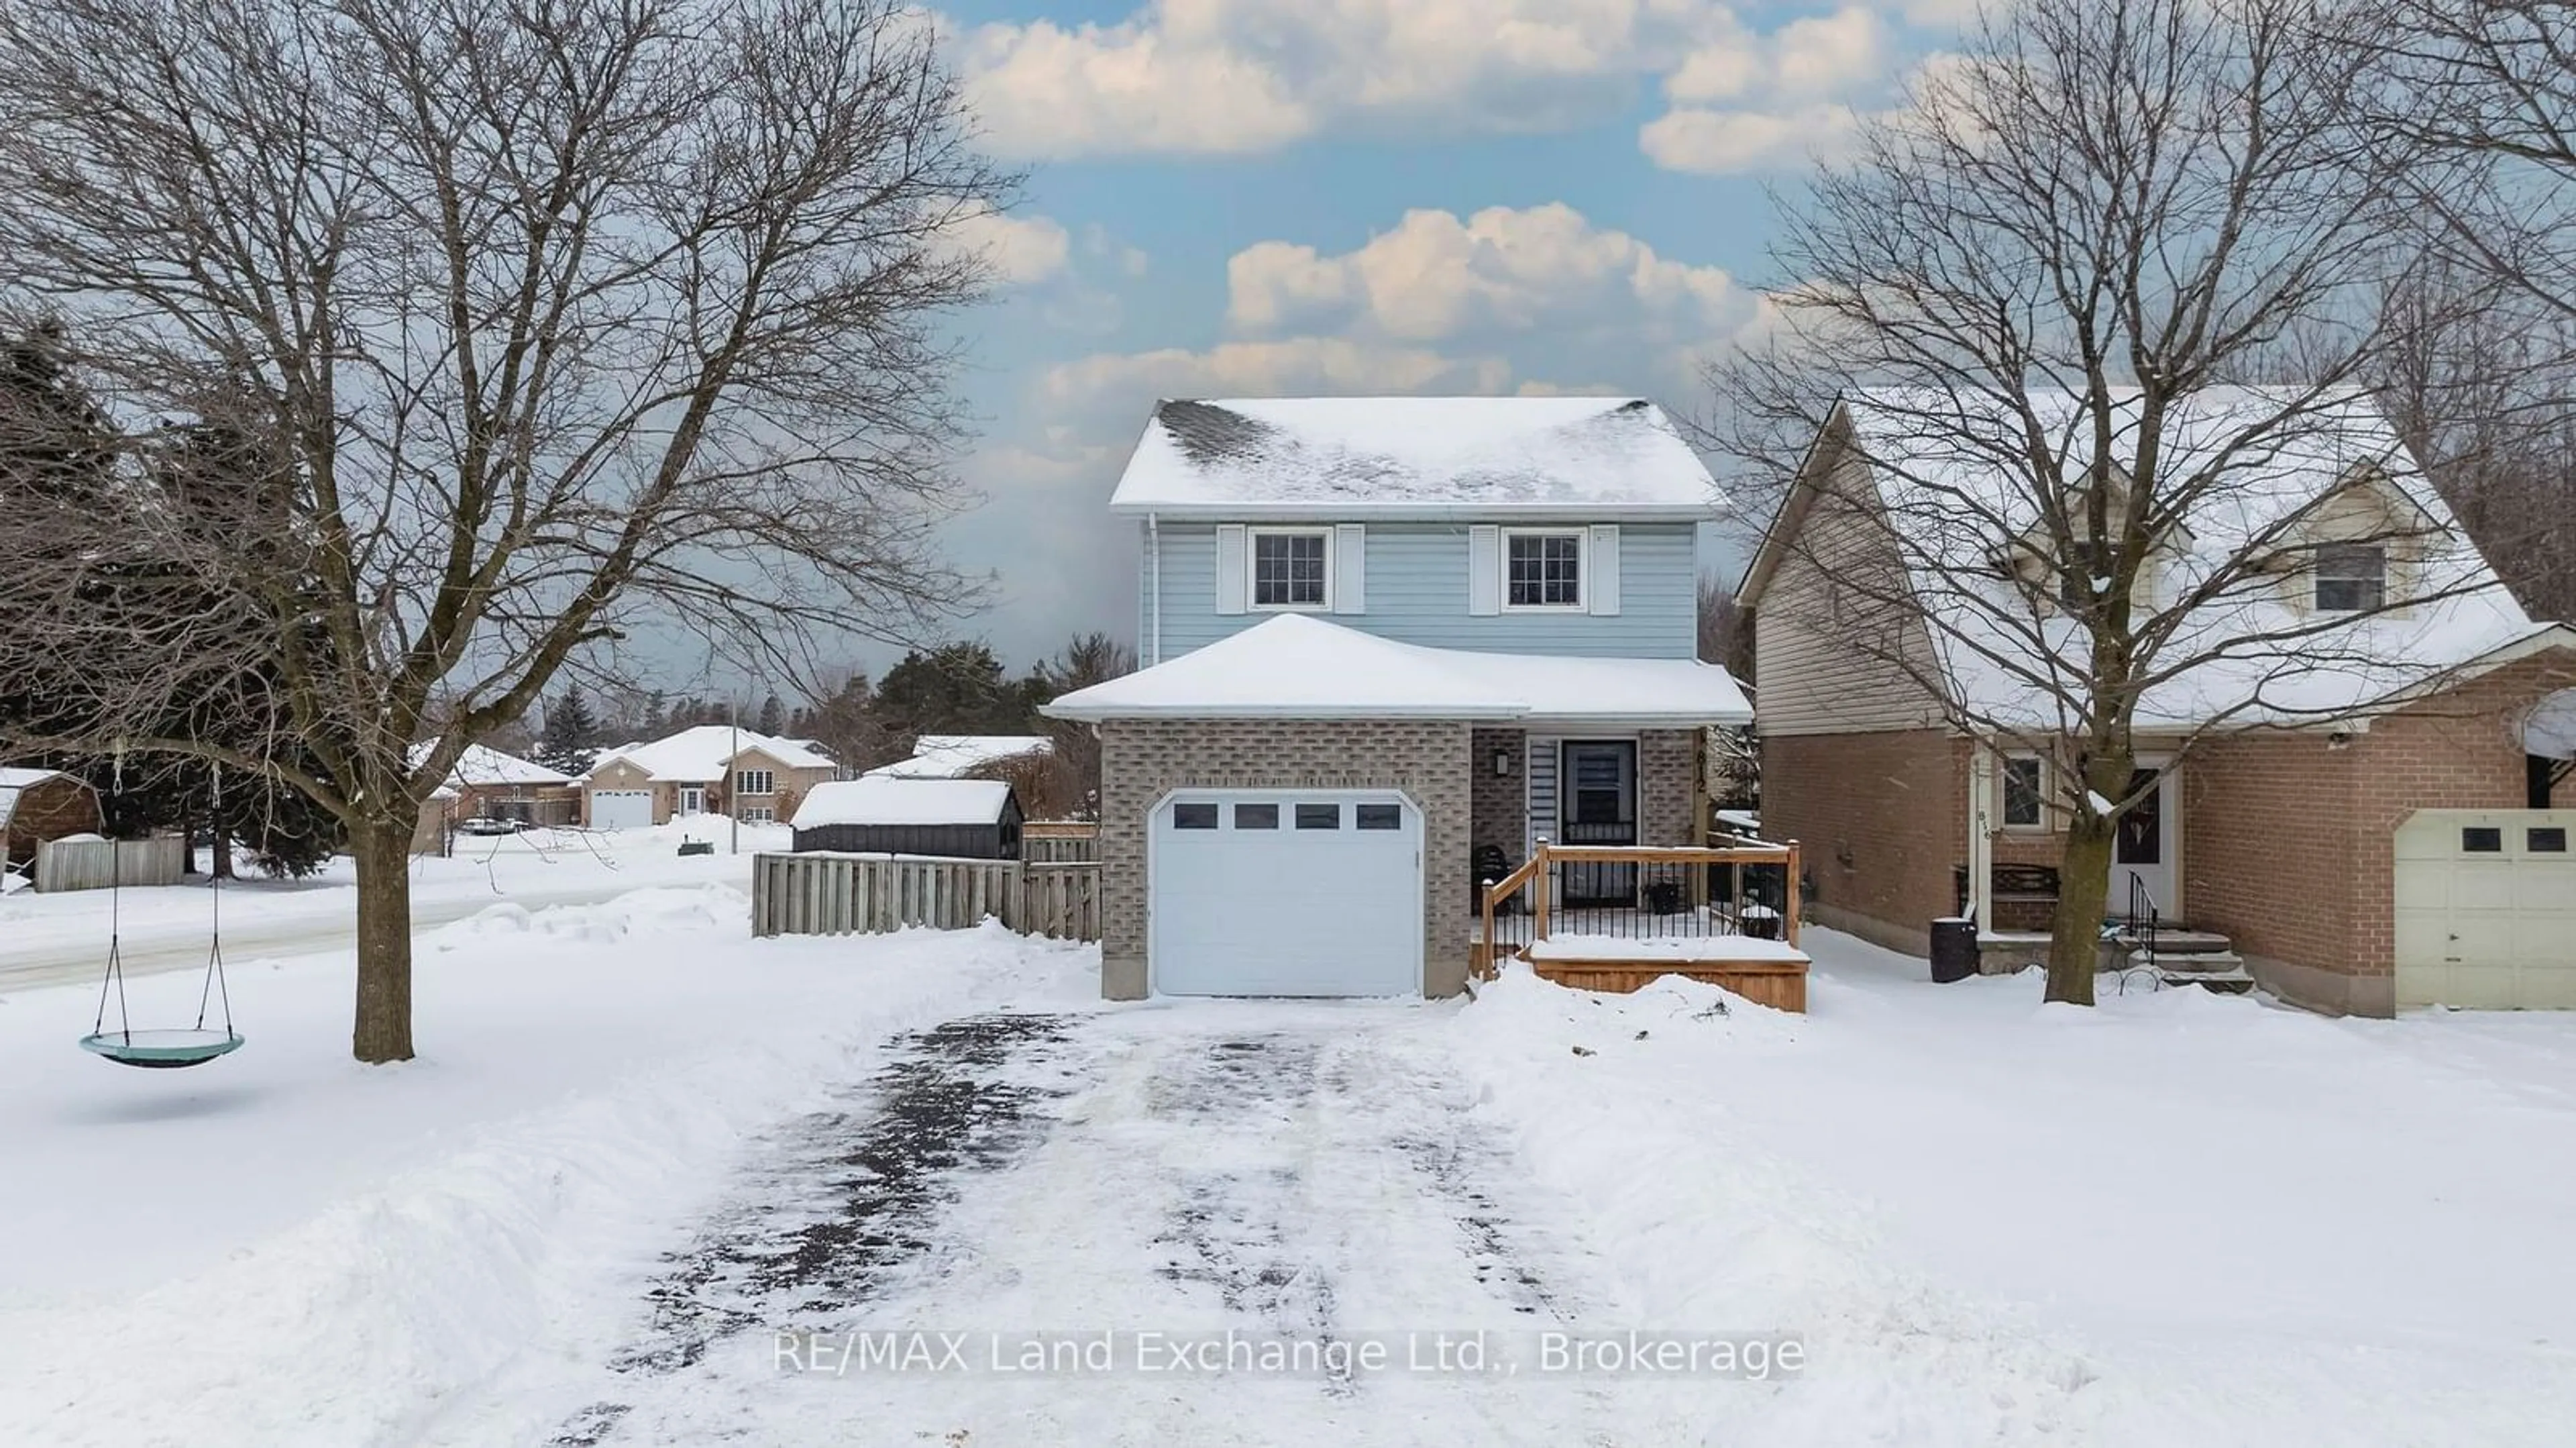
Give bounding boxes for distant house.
[410,740,581,827]
[866,735,1054,780]
[583,725,839,829]
[0,767,103,871]
[790,776,1023,859]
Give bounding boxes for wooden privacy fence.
[1020,820,1099,864]
[751,853,1102,942]
[35,835,187,893]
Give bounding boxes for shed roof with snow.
[1108,396,1720,521]
[408,740,576,790]
[1040,614,1752,727]
[865,735,1054,780]
[792,777,1016,829]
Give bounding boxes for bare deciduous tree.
[1717,0,2511,1004]
[0,0,1004,1059]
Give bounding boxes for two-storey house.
[1044,396,1752,1001]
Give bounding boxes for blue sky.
[916,0,1972,670]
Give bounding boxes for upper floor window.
[1252,529,1330,609]
[1505,529,1584,609]
[2314,544,2386,612]
[735,768,774,796]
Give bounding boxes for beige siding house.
[582,725,839,828]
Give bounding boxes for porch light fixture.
[1493,748,1514,777]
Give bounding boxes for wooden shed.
[790,777,1024,860]
[0,767,105,870]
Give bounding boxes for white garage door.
[2394,809,2576,1009]
[1150,790,1421,997]
[588,790,655,831]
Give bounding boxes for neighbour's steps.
[2106,924,2252,992]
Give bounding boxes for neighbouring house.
[1042,395,1752,1001]
[409,740,582,827]
[1739,388,2576,1016]
[791,776,1024,859]
[866,735,1054,780]
[582,725,839,829]
[0,766,104,872]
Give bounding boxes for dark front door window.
[2114,769,2161,864]
[1558,740,1636,905]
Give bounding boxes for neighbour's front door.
[679,786,705,817]
[2109,764,2179,920]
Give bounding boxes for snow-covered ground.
[3,905,2572,1445]
[0,818,788,990]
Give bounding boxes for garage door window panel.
[1296,803,1341,829]
[1234,803,1279,829]
[1356,804,1401,831]
[1173,803,1218,829]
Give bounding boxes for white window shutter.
[1333,524,1366,613]
[1468,525,1501,615]
[1215,524,1248,615]
[1587,525,1621,615]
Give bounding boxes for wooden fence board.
[749,853,1102,943]
[34,836,186,893]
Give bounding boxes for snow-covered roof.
[1042,615,1752,726]
[409,740,576,790]
[1109,396,1721,520]
[0,767,88,831]
[1761,386,2548,730]
[865,735,1055,780]
[792,776,1015,829]
[590,725,837,783]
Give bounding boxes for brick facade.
[1765,645,2576,1013]
[1096,718,1475,999]
[1470,727,1524,866]
[1639,730,1701,847]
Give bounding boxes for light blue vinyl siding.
[1142,521,1699,661]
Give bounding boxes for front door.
[678,786,706,817]
[1558,740,1637,906]
[2110,764,2179,920]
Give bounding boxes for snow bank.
[0,894,1094,1448]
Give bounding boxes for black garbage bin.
[1929,916,1978,983]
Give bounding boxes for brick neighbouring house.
[0,766,104,872]
[1739,387,2576,1017]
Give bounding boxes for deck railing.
[1477,837,1802,979]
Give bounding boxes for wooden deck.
[1475,840,1810,1013]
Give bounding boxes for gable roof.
[865,735,1054,780]
[1042,614,1751,726]
[408,740,576,790]
[1109,396,1720,519]
[1740,386,2546,729]
[791,776,1014,829]
[590,725,836,783]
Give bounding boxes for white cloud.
[955,0,1917,160]
[1639,103,1864,174]
[935,204,1074,287]
[1640,5,1894,174]
[1226,203,1744,348]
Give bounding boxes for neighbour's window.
[1233,803,1279,829]
[2462,827,2504,853]
[1296,803,1341,830]
[1173,803,1218,829]
[1355,804,1402,831]
[2530,827,2567,854]
[737,806,773,824]
[735,768,774,796]
[1505,531,1583,609]
[1252,530,1330,608]
[2314,544,2387,612]
[2001,756,2045,828]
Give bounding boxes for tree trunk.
[351,817,417,1063]
[2047,817,2114,1006]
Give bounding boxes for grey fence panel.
[35,836,186,893]
[749,853,1102,943]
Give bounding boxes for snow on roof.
[1822,386,2544,729]
[866,735,1055,780]
[408,740,576,790]
[1110,396,1721,519]
[791,776,1014,829]
[590,725,837,782]
[0,767,86,831]
[1041,615,1751,725]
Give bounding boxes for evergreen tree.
[757,691,784,736]
[537,686,599,774]
[641,689,668,737]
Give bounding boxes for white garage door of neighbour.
[589,790,654,831]
[2394,809,2576,1010]
[1150,790,1421,998]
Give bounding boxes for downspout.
[1147,511,1163,667]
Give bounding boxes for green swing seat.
[79,1029,246,1069]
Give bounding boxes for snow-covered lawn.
[3,906,2571,1445]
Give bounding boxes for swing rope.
[89,752,134,1044]
[192,772,236,1039]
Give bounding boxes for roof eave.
[1108,499,1717,523]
